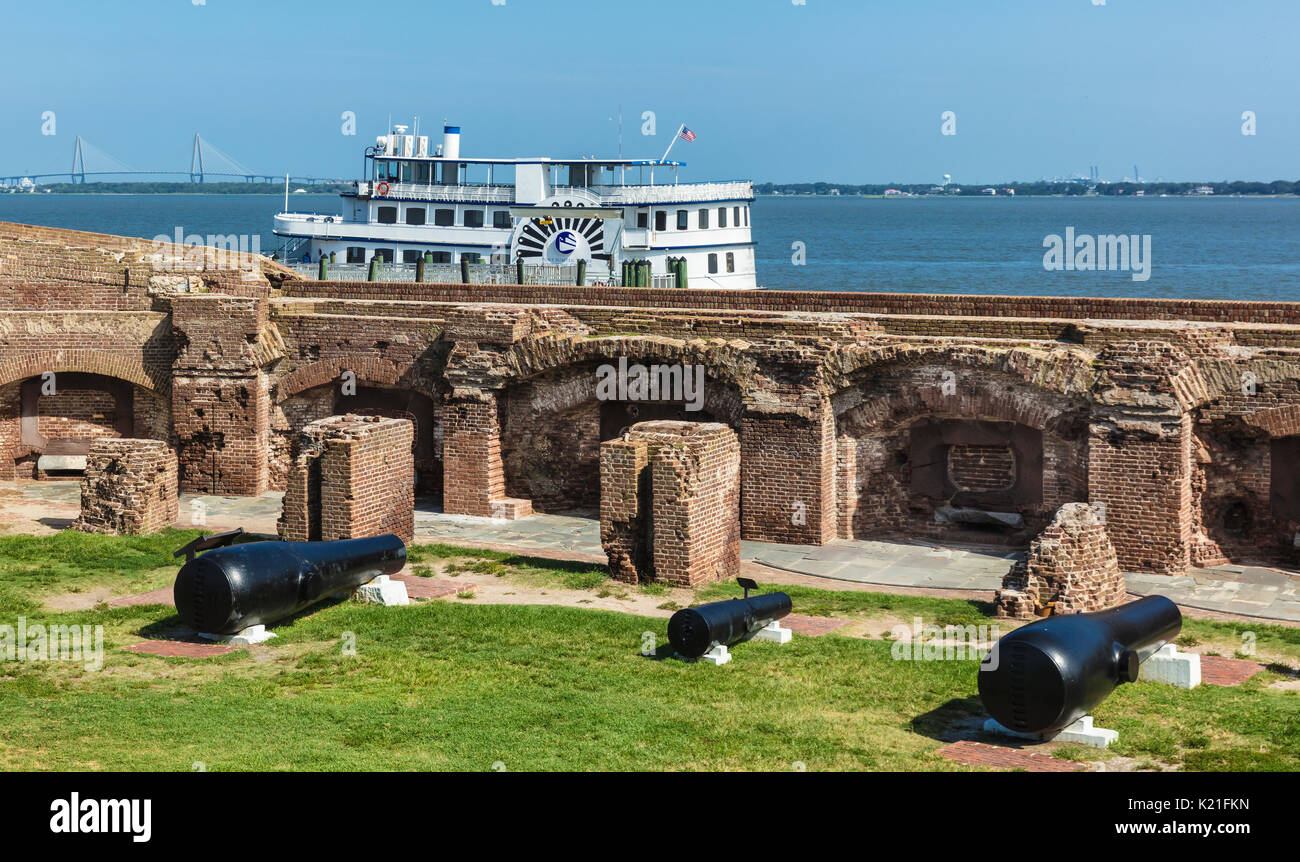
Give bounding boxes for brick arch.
[274,357,407,402]
[1240,405,1300,438]
[491,335,750,513]
[828,345,1094,437]
[495,333,758,402]
[825,342,1097,402]
[0,350,164,394]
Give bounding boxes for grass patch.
[0,528,203,614]
[0,535,1296,771]
[409,544,608,592]
[695,580,993,627]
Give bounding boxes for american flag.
[679,127,697,142]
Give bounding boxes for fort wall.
[5,221,1300,574]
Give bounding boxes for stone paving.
[415,509,1300,623]
[4,480,1298,623]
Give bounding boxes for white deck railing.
[355,180,752,206]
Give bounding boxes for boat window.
[654,210,666,231]
[377,206,397,225]
[698,208,709,229]
[726,252,735,273]
[708,253,718,274]
[430,251,451,263]
[676,210,688,230]
[405,207,426,226]
[346,246,365,263]
[403,250,422,263]
[744,206,749,226]
[374,248,394,262]
[493,211,512,229]
[464,210,484,228]
[733,206,740,225]
[434,209,454,226]
[637,211,648,228]
[461,252,482,263]
[717,207,727,228]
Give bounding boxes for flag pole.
[659,123,685,164]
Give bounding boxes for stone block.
[73,439,178,535]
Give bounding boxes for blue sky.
[2,0,1296,184]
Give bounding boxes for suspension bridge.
[0,134,350,188]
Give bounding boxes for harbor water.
[1,193,1297,300]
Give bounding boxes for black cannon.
[667,578,793,659]
[172,530,407,635]
[978,595,1182,735]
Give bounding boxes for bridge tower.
[70,135,86,184]
[190,133,205,183]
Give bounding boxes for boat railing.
[585,180,754,204]
[282,260,640,287]
[361,181,516,203]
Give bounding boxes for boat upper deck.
[344,179,754,206]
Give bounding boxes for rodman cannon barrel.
[173,532,407,635]
[978,595,1182,735]
[667,578,793,659]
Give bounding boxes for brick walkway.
[938,740,1085,772]
[1200,655,1266,686]
[123,640,241,658]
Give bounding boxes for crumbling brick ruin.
[7,220,1300,577]
[600,421,741,586]
[278,414,414,543]
[73,438,178,535]
[995,503,1127,618]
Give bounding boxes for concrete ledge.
[1140,643,1202,688]
[984,715,1118,749]
[356,574,410,606]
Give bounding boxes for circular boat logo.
[553,230,578,256]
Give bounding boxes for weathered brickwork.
[600,421,740,586]
[7,221,1300,574]
[278,414,414,543]
[995,503,1127,618]
[73,438,178,535]
[599,437,651,583]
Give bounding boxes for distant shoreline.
[4,191,1297,200]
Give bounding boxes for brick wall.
[171,294,271,495]
[741,406,836,545]
[278,414,414,543]
[1088,414,1193,575]
[73,439,178,535]
[600,421,740,586]
[10,221,1300,574]
[281,279,1300,326]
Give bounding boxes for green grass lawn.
[0,532,1297,771]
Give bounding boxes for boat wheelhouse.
[273,124,758,289]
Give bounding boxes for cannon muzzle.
[668,583,792,659]
[173,534,407,634]
[978,595,1182,735]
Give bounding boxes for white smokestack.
[442,125,460,160]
